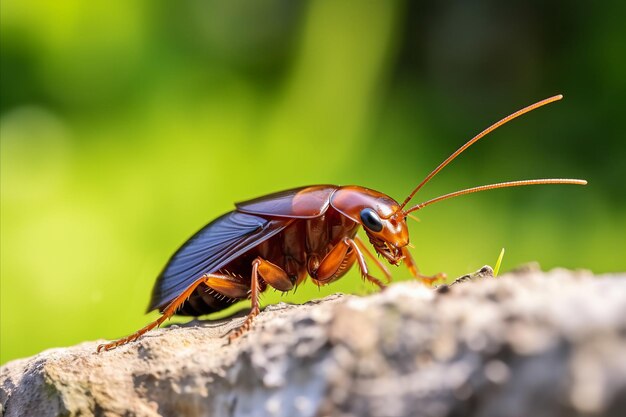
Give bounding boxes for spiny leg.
[345,238,386,289]
[401,246,446,285]
[309,238,354,285]
[97,284,198,352]
[354,235,393,283]
[228,258,262,341]
[309,238,384,289]
[96,272,247,352]
[256,257,295,292]
[227,257,296,341]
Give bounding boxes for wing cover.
[236,185,337,219]
[148,211,292,312]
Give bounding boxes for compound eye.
[360,208,383,232]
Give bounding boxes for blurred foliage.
[1,0,625,364]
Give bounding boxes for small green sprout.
[494,248,505,277]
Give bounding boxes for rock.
[2,267,626,417]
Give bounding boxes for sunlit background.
[2,1,625,364]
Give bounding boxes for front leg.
[353,235,392,283]
[401,246,446,285]
[310,238,385,290]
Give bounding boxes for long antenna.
[405,179,587,214]
[398,94,564,210]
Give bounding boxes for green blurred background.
[1,1,625,364]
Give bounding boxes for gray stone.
[2,267,625,417]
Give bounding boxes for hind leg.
[97,273,249,352]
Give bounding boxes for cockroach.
[97,95,586,352]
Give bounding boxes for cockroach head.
[331,186,411,265]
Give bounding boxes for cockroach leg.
[310,239,351,284]
[354,235,392,283]
[256,257,294,292]
[228,258,262,341]
[204,274,249,299]
[97,272,246,352]
[345,238,386,290]
[97,279,203,352]
[400,246,446,285]
[227,257,294,341]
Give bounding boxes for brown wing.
[235,185,338,219]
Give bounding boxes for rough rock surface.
[2,267,626,417]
